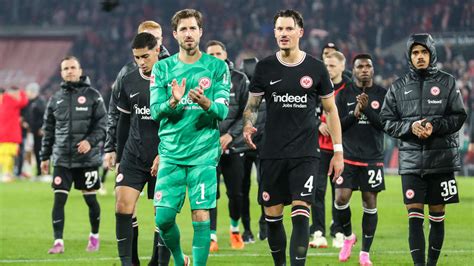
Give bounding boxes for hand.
[150,155,160,177]
[41,160,50,174]
[171,78,186,102]
[329,152,344,182]
[243,124,257,150]
[104,152,116,170]
[354,103,362,119]
[188,86,211,110]
[418,121,433,140]
[220,133,233,151]
[356,93,368,110]
[77,140,91,154]
[411,119,425,138]
[469,143,474,153]
[318,122,330,137]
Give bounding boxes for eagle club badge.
[199,77,211,90]
[300,76,313,89]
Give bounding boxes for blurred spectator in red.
[0,86,28,182]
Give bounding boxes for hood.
[60,76,91,90]
[225,59,234,71]
[406,33,438,76]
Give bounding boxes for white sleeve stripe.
[117,106,131,114]
[250,92,265,96]
[215,98,227,104]
[320,91,334,99]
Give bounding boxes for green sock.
[230,218,239,228]
[192,220,211,266]
[156,208,184,265]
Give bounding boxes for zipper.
[69,92,73,168]
[419,77,424,176]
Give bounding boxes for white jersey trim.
[117,106,131,114]
[249,91,265,96]
[139,68,151,81]
[320,91,334,99]
[276,51,306,67]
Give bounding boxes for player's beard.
[180,39,199,56]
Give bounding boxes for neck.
[356,80,372,88]
[279,48,302,64]
[332,75,342,85]
[179,48,201,64]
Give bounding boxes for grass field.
[1,174,473,265]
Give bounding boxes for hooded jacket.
[380,33,467,175]
[40,76,107,168]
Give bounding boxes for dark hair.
[61,55,81,67]
[352,53,373,65]
[132,32,157,50]
[205,40,226,51]
[273,9,304,28]
[171,9,203,31]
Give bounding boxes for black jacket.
[219,60,250,153]
[24,96,46,135]
[380,34,467,175]
[104,45,170,153]
[40,76,107,168]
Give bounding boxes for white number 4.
[304,176,314,192]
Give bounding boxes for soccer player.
[380,33,467,266]
[206,40,250,251]
[150,9,230,266]
[243,10,344,265]
[333,53,387,265]
[309,51,349,249]
[114,32,170,266]
[104,21,170,266]
[40,56,106,254]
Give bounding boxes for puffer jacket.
[380,33,467,175]
[40,76,107,168]
[219,60,250,153]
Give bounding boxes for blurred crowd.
[1,0,473,178]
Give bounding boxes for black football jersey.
[117,68,159,168]
[249,52,334,159]
[336,83,387,163]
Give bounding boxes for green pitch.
[1,175,473,265]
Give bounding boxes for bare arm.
[321,95,344,179]
[242,94,263,149]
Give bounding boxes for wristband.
[333,144,343,152]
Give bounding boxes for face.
[142,28,163,47]
[410,44,430,70]
[324,57,344,81]
[133,46,159,74]
[60,59,82,82]
[274,17,303,51]
[353,58,374,83]
[173,17,202,52]
[206,45,227,61]
[322,47,337,60]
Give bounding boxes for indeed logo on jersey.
[133,104,152,120]
[180,96,202,110]
[271,92,307,108]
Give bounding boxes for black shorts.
[116,158,156,199]
[259,157,319,206]
[52,166,100,191]
[334,163,385,192]
[402,173,459,205]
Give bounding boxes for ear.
[173,31,178,40]
[299,28,304,38]
[199,28,203,38]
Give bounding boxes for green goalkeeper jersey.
[150,52,230,166]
